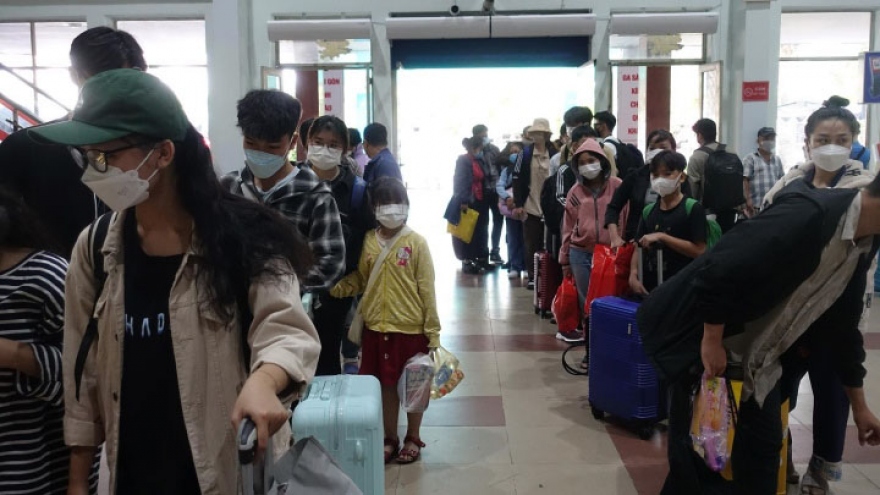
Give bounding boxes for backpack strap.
[642,202,657,221]
[74,212,113,401]
[684,197,697,216]
[855,146,867,161]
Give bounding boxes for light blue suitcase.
[291,375,383,495]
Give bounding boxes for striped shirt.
[743,151,784,208]
[0,251,69,494]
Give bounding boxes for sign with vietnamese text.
[742,81,770,102]
[322,70,345,119]
[616,66,639,145]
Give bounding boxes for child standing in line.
[331,177,440,465]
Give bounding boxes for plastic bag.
[398,354,434,413]
[552,276,580,332]
[583,244,635,316]
[690,372,733,472]
[446,208,479,244]
[430,346,465,399]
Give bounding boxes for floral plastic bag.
[690,372,734,472]
[430,346,465,399]
[398,354,434,413]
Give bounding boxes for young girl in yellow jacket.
[331,177,440,465]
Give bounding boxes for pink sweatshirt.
[559,176,626,265]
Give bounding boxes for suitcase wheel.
[590,404,604,421]
[637,424,655,441]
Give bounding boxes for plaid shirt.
[743,151,784,208]
[222,164,346,292]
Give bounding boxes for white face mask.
[651,174,681,197]
[375,204,409,229]
[308,145,343,171]
[81,149,158,212]
[645,148,663,164]
[759,140,776,153]
[578,162,602,180]
[811,144,851,172]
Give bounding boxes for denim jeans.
[506,217,526,272]
[568,247,593,314]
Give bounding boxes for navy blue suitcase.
[588,296,666,439]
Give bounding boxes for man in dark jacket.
[638,180,880,494]
[473,124,505,264]
[363,123,402,184]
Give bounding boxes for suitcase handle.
[238,418,273,495]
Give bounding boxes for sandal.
[396,435,425,464]
[384,437,399,464]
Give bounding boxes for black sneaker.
[526,280,535,290]
[490,252,504,265]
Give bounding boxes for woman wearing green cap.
[30,69,321,495]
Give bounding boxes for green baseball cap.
[29,68,188,146]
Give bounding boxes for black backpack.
[73,213,254,401]
[700,144,745,210]
[606,138,644,179]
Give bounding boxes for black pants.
[486,191,504,254]
[663,373,782,495]
[312,292,354,375]
[466,199,490,261]
[523,214,544,281]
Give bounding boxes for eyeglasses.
[75,142,154,173]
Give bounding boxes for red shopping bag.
[584,244,635,316]
[552,276,580,332]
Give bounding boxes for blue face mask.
[475,151,484,159]
[245,149,288,179]
[482,137,490,146]
[509,153,518,165]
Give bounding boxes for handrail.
[0,61,72,115]
[0,90,42,132]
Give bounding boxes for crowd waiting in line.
[0,26,436,494]
[447,96,880,493]
[1,24,880,495]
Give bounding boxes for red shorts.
[359,328,430,387]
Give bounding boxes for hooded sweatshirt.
[222,163,346,291]
[559,139,625,265]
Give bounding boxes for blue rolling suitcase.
[588,296,666,439]
[291,375,383,495]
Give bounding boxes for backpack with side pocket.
[642,198,721,249]
[700,144,745,210]
[606,138,644,179]
[73,214,254,401]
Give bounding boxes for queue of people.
[0,26,436,494]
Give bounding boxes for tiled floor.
[380,189,880,494]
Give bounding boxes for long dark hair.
[173,125,313,322]
[0,186,58,254]
[70,27,147,77]
[805,96,860,137]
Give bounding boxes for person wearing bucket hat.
[0,26,147,260]
[558,139,624,344]
[511,118,558,289]
[31,69,321,495]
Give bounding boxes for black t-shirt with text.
[636,197,706,291]
[116,212,200,494]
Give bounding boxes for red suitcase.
[534,250,563,319]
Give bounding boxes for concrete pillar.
[295,70,319,161]
[646,66,671,133]
[370,10,396,155]
[206,0,252,174]
[738,0,781,156]
[592,7,611,113]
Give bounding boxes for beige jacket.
[763,159,873,206]
[62,212,321,495]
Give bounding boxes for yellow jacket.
[331,229,441,347]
